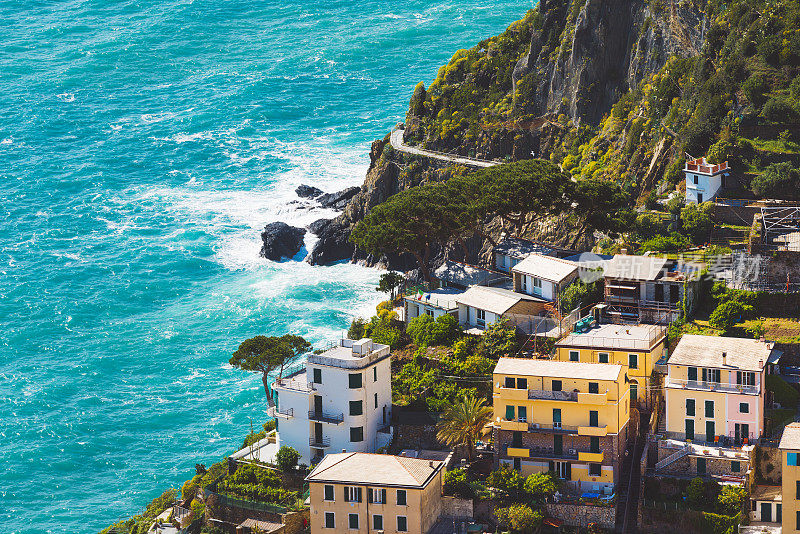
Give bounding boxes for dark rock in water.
[260,222,307,261]
[317,186,361,210]
[306,219,354,265]
[307,218,331,235]
[295,184,323,198]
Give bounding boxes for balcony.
[528,422,580,434]
[506,447,530,458]
[529,390,578,402]
[577,392,608,405]
[309,436,331,448]
[308,410,344,424]
[497,418,529,432]
[578,425,608,437]
[266,406,294,419]
[579,451,604,463]
[665,378,759,395]
[497,387,530,401]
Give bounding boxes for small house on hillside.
[455,285,556,335]
[685,157,730,204]
[511,253,579,306]
[403,288,462,323]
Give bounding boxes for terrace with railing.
[664,377,760,395]
[686,158,728,175]
[307,410,344,425]
[307,338,390,369]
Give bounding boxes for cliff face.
[513,0,705,125]
[309,0,708,267]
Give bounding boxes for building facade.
[403,288,462,323]
[272,338,393,465]
[492,358,631,494]
[781,423,800,533]
[511,253,578,305]
[455,285,549,335]
[306,452,444,534]
[554,321,666,407]
[684,157,730,204]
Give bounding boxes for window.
[425,308,434,317]
[702,368,721,383]
[504,376,515,388]
[570,351,579,362]
[739,402,749,414]
[344,487,362,503]
[349,400,363,416]
[796,480,800,500]
[628,354,638,369]
[397,516,408,532]
[532,277,543,295]
[553,408,562,427]
[349,513,359,530]
[688,367,698,381]
[505,405,515,421]
[324,512,335,529]
[598,353,609,364]
[693,175,698,185]
[686,399,695,416]
[589,382,599,394]
[370,488,386,504]
[373,367,377,382]
[516,377,527,389]
[313,368,322,384]
[731,461,740,473]
[518,406,527,422]
[796,510,800,530]
[514,458,521,470]
[552,380,562,391]
[589,463,601,477]
[476,308,486,327]
[737,371,756,386]
[705,400,714,418]
[373,515,383,531]
[589,411,599,428]
[323,484,334,501]
[374,392,378,409]
[350,427,364,442]
[396,489,407,506]
[349,373,362,389]
[521,276,528,292]
[590,436,600,453]
[788,452,798,466]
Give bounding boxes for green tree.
[559,281,601,314]
[436,393,493,460]
[681,202,714,245]
[743,74,769,109]
[752,162,800,200]
[348,317,367,340]
[570,178,631,246]
[762,97,800,124]
[276,446,300,472]
[443,468,473,497]
[717,485,746,515]
[230,335,311,405]
[709,300,753,330]
[486,465,526,500]
[407,314,461,347]
[494,503,543,533]
[376,271,404,301]
[685,477,706,508]
[478,318,519,359]
[523,471,559,502]
[364,309,403,348]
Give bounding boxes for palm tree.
[436,393,493,461]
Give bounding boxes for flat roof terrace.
[557,323,666,352]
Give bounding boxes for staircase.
[615,410,650,533]
[655,443,691,470]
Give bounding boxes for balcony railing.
[665,378,759,395]
[266,406,294,419]
[308,410,344,424]
[309,436,332,448]
[529,390,578,402]
[503,445,585,461]
[528,422,580,433]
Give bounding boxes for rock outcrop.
[260,222,306,261]
[295,184,323,198]
[317,186,361,210]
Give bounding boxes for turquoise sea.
[0,1,532,532]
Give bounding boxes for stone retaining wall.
[544,502,615,529]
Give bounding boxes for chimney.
[342,449,347,453]
[759,359,764,369]
[722,352,726,366]
[429,461,434,468]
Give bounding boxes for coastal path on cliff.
[390,128,499,168]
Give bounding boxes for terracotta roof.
[512,253,578,282]
[668,335,778,371]
[494,357,623,381]
[306,452,442,488]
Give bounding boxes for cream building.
[306,452,444,534]
[781,423,800,532]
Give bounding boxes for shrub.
[486,465,525,500]
[633,212,664,240]
[751,162,800,200]
[638,232,691,253]
[217,462,297,504]
[685,477,705,508]
[709,300,754,330]
[494,503,543,533]
[364,310,403,348]
[761,97,800,124]
[743,74,769,108]
[523,471,559,501]
[276,446,300,472]
[348,317,367,340]
[407,314,461,347]
[452,338,470,360]
[559,280,602,314]
[666,193,685,216]
[478,318,519,359]
[182,477,200,501]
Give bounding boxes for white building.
[511,253,578,303]
[271,338,393,465]
[455,285,549,335]
[403,288,462,322]
[684,157,730,204]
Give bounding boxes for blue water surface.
[0,1,533,532]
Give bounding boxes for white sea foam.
[56,92,75,103]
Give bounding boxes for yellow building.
[780,423,800,532]
[492,357,631,493]
[554,322,666,407]
[306,452,444,534]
